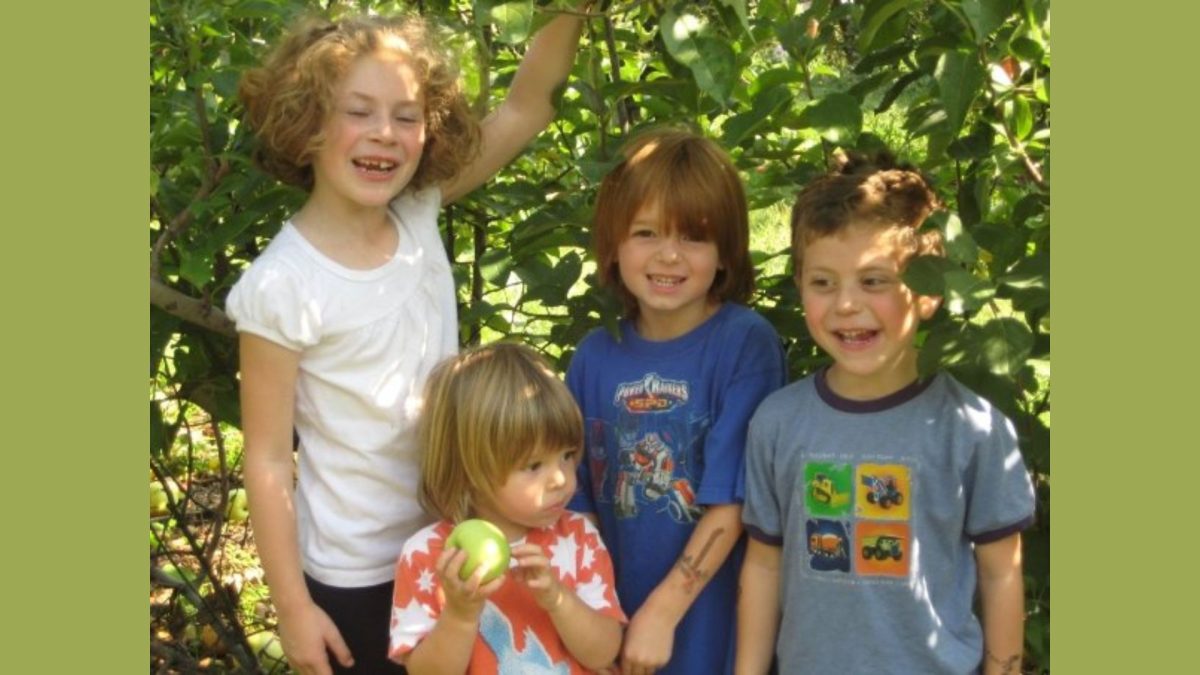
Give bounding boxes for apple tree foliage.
[151,0,1049,671]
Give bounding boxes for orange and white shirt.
[389,512,626,673]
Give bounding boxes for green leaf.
[718,0,752,35]
[902,255,956,296]
[935,50,985,137]
[942,268,994,315]
[961,0,1013,44]
[917,322,971,378]
[975,317,1034,377]
[857,0,920,53]
[723,85,792,146]
[660,8,737,102]
[488,1,534,45]
[873,70,923,114]
[479,248,515,285]
[930,211,979,263]
[1009,35,1045,62]
[797,93,862,144]
[947,123,995,161]
[178,247,214,289]
[1007,95,1033,140]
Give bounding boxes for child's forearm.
[976,534,1025,675]
[735,539,782,675]
[503,2,589,124]
[644,504,744,624]
[544,589,623,670]
[401,611,479,675]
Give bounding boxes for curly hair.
[238,14,480,191]
[790,150,944,272]
[593,128,754,317]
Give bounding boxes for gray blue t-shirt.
[743,369,1035,674]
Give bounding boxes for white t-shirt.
[226,187,456,587]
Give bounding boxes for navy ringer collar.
[814,366,937,413]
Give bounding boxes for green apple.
[246,630,286,668]
[150,482,169,516]
[445,519,510,583]
[226,488,250,523]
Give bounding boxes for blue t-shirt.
[567,302,787,675]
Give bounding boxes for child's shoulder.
[389,185,442,223]
[926,371,1015,430]
[750,373,820,424]
[711,302,782,341]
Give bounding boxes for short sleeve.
[566,349,598,515]
[566,517,626,623]
[964,407,1037,543]
[225,257,320,351]
[741,402,784,546]
[695,317,787,505]
[388,525,447,659]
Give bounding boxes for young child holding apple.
[389,342,625,673]
[735,151,1036,675]
[566,129,788,674]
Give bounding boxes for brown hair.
[417,343,583,523]
[238,14,480,191]
[593,128,754,317]
[790,151,944,272]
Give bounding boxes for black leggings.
[304,574,407,674]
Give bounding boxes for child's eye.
[526,460,543,472]
[807,277,833,291]
[863,277,892,289]
[346,110,369,118]
[395,115,421,124]
[629,228,656,239]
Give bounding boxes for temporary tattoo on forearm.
[678,528,724,594]
[985,649,1021,674]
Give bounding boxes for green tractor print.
[861,535,904,561]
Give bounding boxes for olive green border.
[1056,3,1199,671]
[5,2,147,671]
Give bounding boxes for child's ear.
[916,294,941,320]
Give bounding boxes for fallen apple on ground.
[226,488,250,523]
[445,519,511,583]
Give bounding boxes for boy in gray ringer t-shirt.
[736,153,1036,675]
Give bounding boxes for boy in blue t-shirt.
[737,152,1036,675]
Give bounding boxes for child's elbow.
[580,619,623,670]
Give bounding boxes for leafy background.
[150,0,1049,671]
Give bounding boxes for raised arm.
[735,538,781,675]
[620,503,744,674]
[976,533,1026,675]
[440,4,589,204]
[239,334,352,674]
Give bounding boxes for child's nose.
[835,287,861,313]
[372,117,397,142]
[655,237,681,262]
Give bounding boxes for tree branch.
[151,276,236,337]
[149,160,230,280]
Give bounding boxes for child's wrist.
[540,585,566,614]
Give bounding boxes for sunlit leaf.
[936,50,985,137]
[797,93,862,144]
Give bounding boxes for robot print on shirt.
[609,373,704,523]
